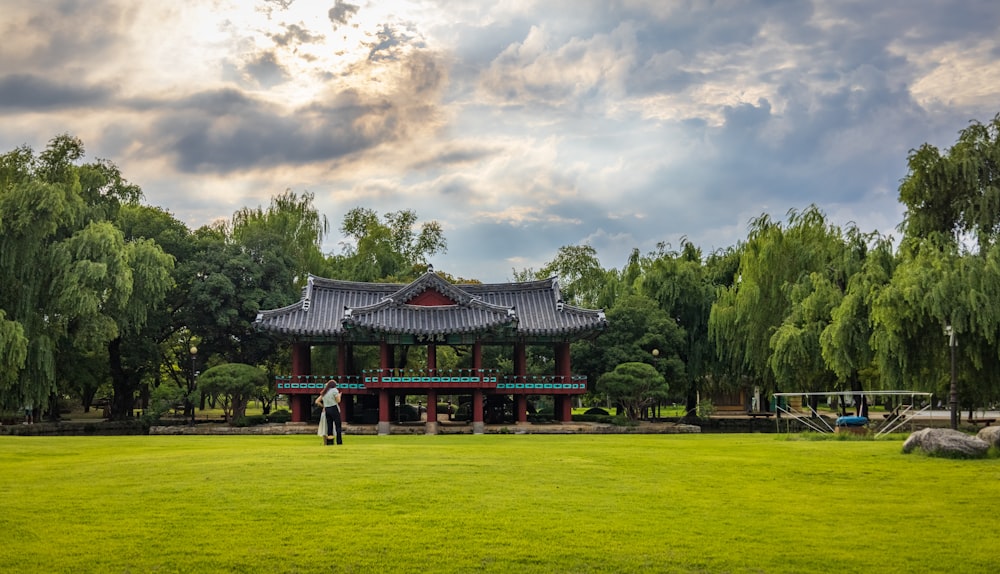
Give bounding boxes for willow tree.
[884,114,1000,427]
[710,206,849,399]
[0,136,172,416]
[231,190,329,288]
[637,240,724,416]
[820,232,895,394]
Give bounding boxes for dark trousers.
[324,406,343,444]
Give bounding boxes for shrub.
[149,384,186,422]
[198,363,269,425]
[268,409,291,423]
[697,399,716,418]
[610,415,639,427]
[235,415,267,427]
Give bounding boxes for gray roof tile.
[255,272,606,340]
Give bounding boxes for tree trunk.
[109,337,136,419]
[81,386,98,413]
[850,376,867,418]
[808,394,821,415]
[684,388,698,420]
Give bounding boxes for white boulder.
[976,425,1000,449]
[902,428,989,458]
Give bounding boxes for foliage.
[711,206,855,395]
[148,382,186,421]
[877,115,1000,415]
[329,207,446,282]
[596,361,668,420]
[197,363,269,424]
[0,136,171,416]
[637,239,730,411]
[899,114,1000,254]
[573,294,684,397]
[267,409,291,423]
[230,189,329,288]
[696,398,716,418]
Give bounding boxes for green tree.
[820,232,895,394]
[231,190,329,288]
[329,208,446,282]
[573,294,684,404]
[538,244,608,308]
[638,240,726,416]
[710,206,846,398]
[111,205,193,416]
[899,114,1000,254]
[596,362,668,420]
[197,363,269,424]
[0,136,171,416]
[886,115,1000,426]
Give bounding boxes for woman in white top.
[315,380,343,445]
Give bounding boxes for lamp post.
[189,345,198,426]
[651,349,660,419]
[945,325,957,430]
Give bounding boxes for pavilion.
[254,270,608,434]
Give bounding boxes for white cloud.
[2,0,998,282]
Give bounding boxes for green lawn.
[1,434,997,573]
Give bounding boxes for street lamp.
[189,345,198,426]
[945,325,957,430]
[650,349,660,419]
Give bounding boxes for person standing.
[23,399,33,425]
[315,380,342,446]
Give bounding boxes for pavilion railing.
[362,368,500,388]
[274,372,588,393]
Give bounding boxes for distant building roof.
[255,271,607,342]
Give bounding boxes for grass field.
[1,433,998,573]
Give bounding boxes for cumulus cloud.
[1,0,999,281]
[0,74,114,110]
[329,0,359,28]
[269,22,324,47]
[240,50,291,88]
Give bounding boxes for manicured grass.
[1,434,997,573]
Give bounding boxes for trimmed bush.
[267,409,291,423]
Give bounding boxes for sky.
[2,1,999,282]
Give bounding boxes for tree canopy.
[5,115,1000,422]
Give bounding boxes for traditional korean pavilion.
[254,270,607,434]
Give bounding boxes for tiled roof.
[255,272,607,340]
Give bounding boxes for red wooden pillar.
[290,343,312,423]
[473,341,483,372]
[426,389,438,434]
[517,394,528,424]
[559,395,572,422]
[426,389,438,421]
[427,343,437,373]
[472,389,484,434]
[380,342,391,376]
[514,341,526,384]
[378,390,391,435]
[378,342,391,434]
[554,342,572,422]
[337,342,348,423]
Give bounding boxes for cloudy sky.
[2,1,998,281]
